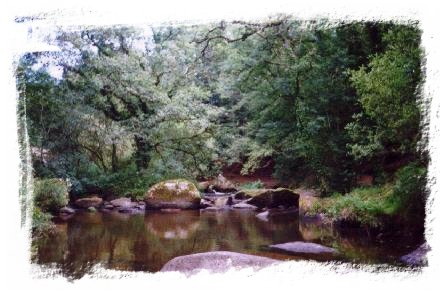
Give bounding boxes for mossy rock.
[243,188,299,209]
[145,179,201,210]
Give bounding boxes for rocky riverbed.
[36,177,426,278]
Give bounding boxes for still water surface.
[32,209,419,279]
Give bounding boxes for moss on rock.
[145,179,201,209]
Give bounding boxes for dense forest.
[18,17,428,236]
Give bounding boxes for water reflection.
[32,210,421,279]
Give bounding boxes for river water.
[32,207,422,279]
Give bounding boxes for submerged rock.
[74,196,103,209]
[239,188,299,209]
[59,206,75,215]
[161,251,279,274]
[269,241,338,255]
[145,179,201,210]
[400,243,430,266]
[232,203,258,210]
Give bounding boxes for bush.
[385,162,427,219]
[32,206,55,235]
[239,180,265,190]
[307,162,427,227]
[33,178,69,213]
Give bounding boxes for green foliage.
[32,206,55,235]
[33,178,69,213]
[348,25,422,165]
[19,19,425,220]
[239,180,265,190]
[308,162,427,227]
[385,162,427,218]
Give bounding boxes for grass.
[239,180,265,190]
[307,163,427,228]
[309,185,394,227]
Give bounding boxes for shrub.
[32,206,55,235]
[33,178,69,213]
[307,162,427,227]
[385,162,427,219]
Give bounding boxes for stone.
[87,206,97,212]
[197,181,211,192]
[59,206,75,215]
[232,203,258,210]
[200,199,213,208]
[145,179,201,210]
[400,243,430,266]
[269,241,338,255]
[256,211,269,221]
[161,251,279,274]
[211,174,237,192]
[242,188,299,209]
[110,197,132,208]
[74,196,103,209]
[135,204,146,210]
[104,204,115,210]
[213,196,233,208]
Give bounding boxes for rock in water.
[110,197,133,208]
[74,196,103,208]
[87,206,97,212]
[242,188,299,209]
[145,180,201,210]
[59,206,75,215]
[161,251,279,274]
[256,211,269,221]
[400,243,430,266]
[232,203,258,210]
[211,174,237,192]
[269,241,338,255]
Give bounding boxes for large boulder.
[74,195,103,209]
[145,179,201,210]
[269,241,338,255]
[239,188,299,209]
[211,174,237,192]
[161,251,279,274]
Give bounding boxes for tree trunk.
[111,143,118,172]
[134,135,151,170]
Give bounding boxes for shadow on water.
[32,209,422,279]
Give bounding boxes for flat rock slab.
[269,241,338,255]
[400,243,430,266]
[161,251,279,274]
[232,203,258,210]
